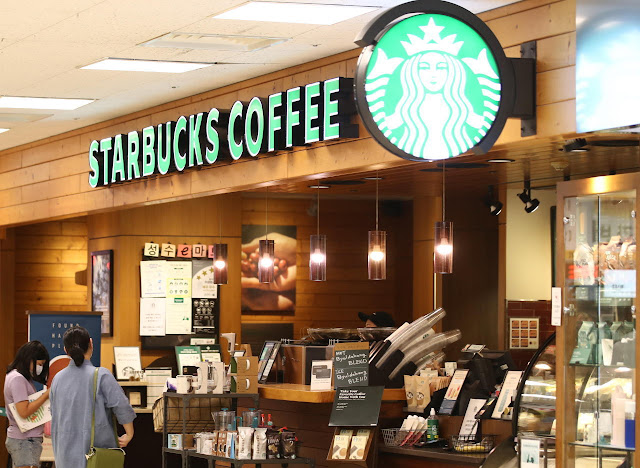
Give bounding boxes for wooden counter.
[258,383,405,404]
[379,446,486,466]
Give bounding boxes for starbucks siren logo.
[362,14,502,160]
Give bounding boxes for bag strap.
[90,368,121,449]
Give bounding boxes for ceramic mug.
[176,374,193,394]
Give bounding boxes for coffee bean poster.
[241,225,296,313]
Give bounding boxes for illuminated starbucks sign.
[88,77,358,187]
[354,1,518,161]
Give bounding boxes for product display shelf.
[556,173,639,468]
[161,392,260,468]
[186,451,316,468]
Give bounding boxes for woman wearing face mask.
[50,326,135,468]
[4,341,50,468]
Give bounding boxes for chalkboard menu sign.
[329,386,384,427]
[334,342,369,388]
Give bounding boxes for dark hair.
[63,326,91,367]
[7,341,50,385]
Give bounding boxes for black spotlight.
[486,186,503,216]
[561,138,588,153]
[518,181,540,213]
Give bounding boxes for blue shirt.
[50,360,136,468]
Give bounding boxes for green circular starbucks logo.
[355,4,512,161]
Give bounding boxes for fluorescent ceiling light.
[142,32,287,52]
[82,58,213,73]
[0,97,93,110]
[0,128,9,134]
[214,2,378,25]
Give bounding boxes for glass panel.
[518,342,557,437]
[564,190,636,468]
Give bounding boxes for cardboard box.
[231,375,258,393]
[230,356,259,375]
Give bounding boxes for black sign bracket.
[510,40,537,137]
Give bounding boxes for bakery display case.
[557,174,638,468]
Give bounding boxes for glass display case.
[558,175,638,468]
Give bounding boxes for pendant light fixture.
[258,186,275,283]
[368,171,386,280]
[434,162,453,274]
[212,200,229,284]
[310,182,327,281]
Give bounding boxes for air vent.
[590,140,639,147]
[141,33,287,52]
[324,180,366,186]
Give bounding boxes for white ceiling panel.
[0,0,521,152]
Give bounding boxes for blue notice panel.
[28,312,102,367]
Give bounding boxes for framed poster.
[241,225,296,313]
[113,346,142,380]
[91,250,113,336]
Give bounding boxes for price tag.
[144,242,160,257]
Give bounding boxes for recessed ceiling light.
[0,97,94,110]
[363,176,384,181]
[213,2,378,25]
[487,158,515,163]
[0,128,9,134]
[308,185,330,189]
[81,58,213,73]
[142,32,287,52]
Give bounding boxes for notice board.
[28,311,102,367]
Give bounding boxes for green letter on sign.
[99,138,113,186]
[188,113,204,167]
[304,82,321,144]
[142,126,156,177]
[285,87,301,148]
[205,109,220,164]
[268,92,283,152]
[228,101,244,160]
[127,131,141,180]
[323,78,340,140]
[173,116,187,171]
[245,97,264,157]
[88,140,100,188]
[111,134,126,183]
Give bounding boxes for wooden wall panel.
[87,194,243,370]
[241,197,413,337]
[12,219,89,349]
[0,0,576,229]
[0,230,15,468]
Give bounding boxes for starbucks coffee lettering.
[88,77,358,188]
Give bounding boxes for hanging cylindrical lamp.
[309,182,327,281]
[368,172,386,280]
[434,162,453,274]
[368,230,386,280]
[434,221,453,274]
[258,186,275,283]
[258,239,275,283]
[212,243,228,284]
[310,234,327,281]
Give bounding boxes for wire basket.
[449,435,496,453]
[381,428,427,447]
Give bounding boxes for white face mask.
[35,364,44,376]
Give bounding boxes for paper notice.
[166,261,192,298]
[140,260,167,298]
[166,297,192,334]
[139,297,165,336]
[551,287,562,326]
[192,259,218,299]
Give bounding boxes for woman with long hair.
[50,326,135,468]
[4,341,50,468]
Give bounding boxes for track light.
[518,181,540,213]
[486,186,503,216]
[561,138,588,153]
